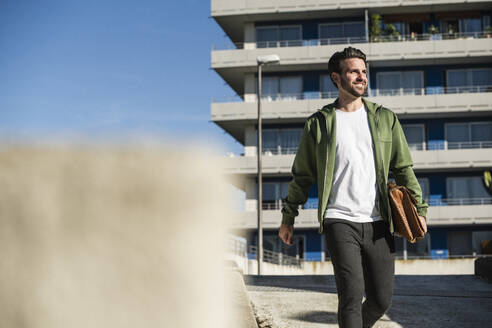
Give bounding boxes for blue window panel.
[302,39,318,46]
[302,21,318,40]
[427,121,444,141]
[303,72,319,92]
[426,86,444,94]
[429,175,446,196]
[247,253,257,260]
[308,183,318,198]
[305,251,323,261]
[430,230,447,249]
[427,140,445,150]
[304,198,318,209]
[430,249,449,259]
[429,194,445,206]
[303,91,319,99]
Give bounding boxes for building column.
[244,22,256,49]
[244,125,257,156]
[244,178,257,211]
[244,73,256,103]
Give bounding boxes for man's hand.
[279,224,294,245]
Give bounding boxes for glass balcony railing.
[212,85,492,103]
[212,31,492,50]
[259,197,492,210]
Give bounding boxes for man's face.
[331,58,368,98]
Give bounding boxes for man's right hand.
[279,224,294,245]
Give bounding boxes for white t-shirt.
[323,103,382,223]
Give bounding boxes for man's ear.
[331,72,339,88]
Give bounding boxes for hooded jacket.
[281,97,428,233]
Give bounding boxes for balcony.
[215,31,492,51]
[222,148,492,175]
[212,34,492,71]
[231,202,492,229]
[211,88,492,122]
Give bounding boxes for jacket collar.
[321,97,379,115]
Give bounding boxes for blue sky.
[0,0,242,154]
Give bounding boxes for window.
[256,25,302,48]
[376,71,424,96]
[418,178,430,201]
[446,68,492,93]
[262,77,280,101]
[402,124,425,150]
[446,177,490,204]
[460,18,482,34]
[319,21,365,44]
[320,74,338,98]
[262,182,292,210]
[260,76,302,101]
[445,122,492,149]
[261,128,303,155]
[279,76,302,100]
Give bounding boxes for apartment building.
[211,0,492,261]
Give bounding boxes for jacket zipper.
[320,111,330,230]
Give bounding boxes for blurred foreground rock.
[0,145,230,328]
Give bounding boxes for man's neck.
[335,94,364,112]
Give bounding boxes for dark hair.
[327,47,367,89]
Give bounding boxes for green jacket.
[281,97,428,234]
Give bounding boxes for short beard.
[340,78,366,97]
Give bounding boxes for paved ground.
[244,275,492,328]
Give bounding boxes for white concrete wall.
[244,258,476,275]
[223,149,492,174]
[211,92,492,121]
[212,38,492,68]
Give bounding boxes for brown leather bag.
[387,182,427,243]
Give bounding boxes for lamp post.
[256,54,280,276]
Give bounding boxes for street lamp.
[256,54,280,276]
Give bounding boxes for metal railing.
[212,31,492,50]
[227,235,248,257]
[427,140,492,150]
[262,146,298,156]
[427,197,492,206]
[259,197,492,210]
[212,85,492,103]
[447,141,492,150]
[395,254,492,260]
[248,245,303,266]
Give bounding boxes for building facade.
[211,0,492,261]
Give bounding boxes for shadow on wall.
[0,145,232,328]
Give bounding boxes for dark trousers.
[324,218,396,328]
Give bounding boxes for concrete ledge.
[226,268,259,328]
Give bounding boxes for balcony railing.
[248,245,303,266]
[212,85,492,103]
[428,197,492,206]
[262,146,298,155]
[212,31,492,50]
[260,197,492,210]
[427,141,492,150]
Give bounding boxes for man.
[278,47,428,328]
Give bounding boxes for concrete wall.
[0,146,231,328]
[242,258,477,275]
